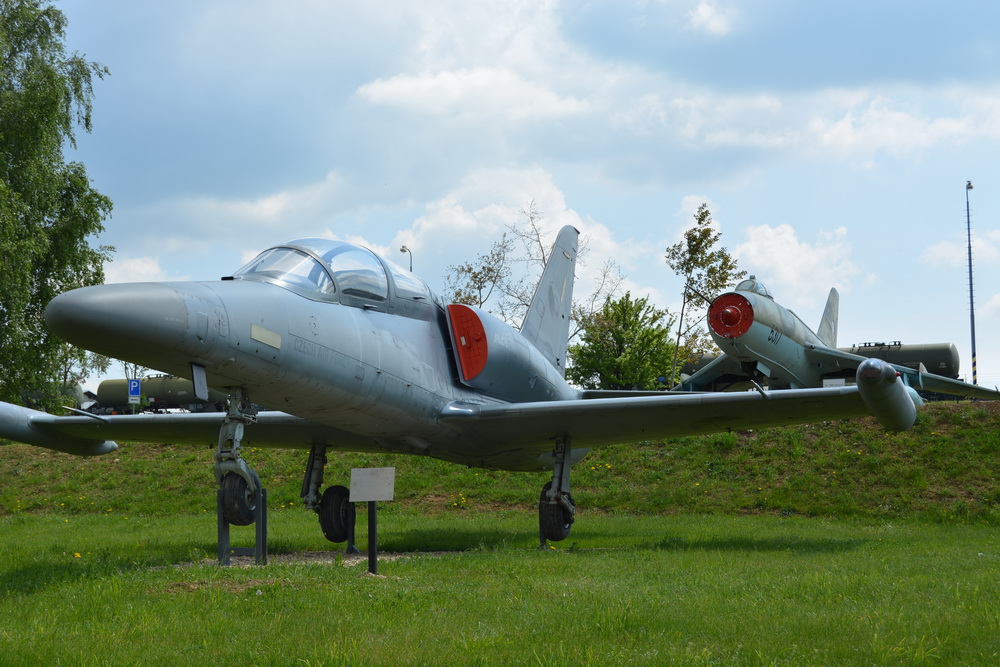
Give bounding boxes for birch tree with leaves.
[664,203,745,382]
[0,0,114,406]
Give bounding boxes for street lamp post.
[965,180,978,385]
[400,245,413,272]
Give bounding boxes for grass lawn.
[1,511,998,665]
[2,401,998,663]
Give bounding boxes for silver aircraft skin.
[1,229,994,543]
[676,276,999,403]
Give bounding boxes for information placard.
[349,467,395,502]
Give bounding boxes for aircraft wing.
[0,402,374,456]
[804,346,1000,400]
[439,385,874,453]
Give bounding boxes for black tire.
[221,472,257,526]
[318,485,354,543]
[538,481,573,542]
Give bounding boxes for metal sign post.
[349,467,395,575]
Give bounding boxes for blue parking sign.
[128,378,141,404]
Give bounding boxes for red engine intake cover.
[447,304,489,380]
[708,293,754,339]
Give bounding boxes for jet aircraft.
[675,276,999,407]
[1,228,994,544]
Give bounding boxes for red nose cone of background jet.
[719,306,741,327]
[708,293,754,339]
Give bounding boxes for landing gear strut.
[539,435,576,545]
[215,387,261,526]
[215,387,267,565]
[300,443,358,549]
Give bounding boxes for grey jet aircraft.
[676,276,998,408]
[1,228,994,544]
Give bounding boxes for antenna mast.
[965,180,978,385]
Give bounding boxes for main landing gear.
[538,435,576,545]
[301,443,359,550]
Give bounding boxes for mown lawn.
[1,511,998,665]
[1,400,998,663]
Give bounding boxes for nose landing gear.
[215,388,267,564]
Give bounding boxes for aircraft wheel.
[538,481,573,542]
[221,472,257,526]
[318,485,354,543]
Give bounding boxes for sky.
[58,0,1000,388]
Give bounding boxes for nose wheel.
[220,471,259,526]
[214,388,267,564]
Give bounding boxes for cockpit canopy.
[233,237,434,308]
[734,276,772,299]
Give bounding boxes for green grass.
[1,512,998,664]
[2,400,998,523]
[1,400,998,663]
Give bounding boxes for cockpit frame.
[232,237,437,317]
[734,276,773,299]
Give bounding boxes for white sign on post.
[350,467,395,502]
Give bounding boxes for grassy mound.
[2,400,998,523]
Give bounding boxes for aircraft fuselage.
[708,289,829,389]
[44,240,580,470]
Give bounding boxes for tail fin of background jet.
[520,225,579,375]
[817,287,839,348]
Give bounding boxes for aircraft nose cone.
[45,283,189,360]
[708,293,754,339]
[720,305,742,327]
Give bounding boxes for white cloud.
[685,1,734,36]
[808,94,974,159]
[104,256,177,284]
[920,230,1000,267]
[180,171,348,228]
[984,292,1000,318]
[356,67,589,121]
[920,240,965,267]
[734,224,859,308]
[354,166,667,308]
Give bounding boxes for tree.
[442,200,550,325]
[1,0,113,406]
[443,231,515,309]
[664,204,745,381]
[567,292,676,390]
[443,200,624,334]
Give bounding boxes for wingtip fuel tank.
[855,358,922,432]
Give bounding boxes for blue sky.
[60,0,1000,386]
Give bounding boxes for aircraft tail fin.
[817,287,839,348]
[520,225,579,375]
